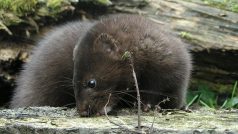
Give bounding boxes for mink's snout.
[77,103,111,117]
[78,105,92,117]
[76,94,114,117]
[77,104,98,117]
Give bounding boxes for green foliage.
[43,0,71,18]
[96,0,112,5]
[186,94,199,108]
[0,0,11,10]
[47,0,65,9]
[0,0,112,35]
[220,81,238,109]
[0,21,12,35]
[187,81,238,109]
[0,0,71,34]
[0,0,37,15]
[231,4,238,12]
[180,31,192,40]
[0,0,36,33]
[187,85,217,108]
[202,0,238,12]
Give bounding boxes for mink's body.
[10,15,192,116]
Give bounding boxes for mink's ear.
[93,33,120,59]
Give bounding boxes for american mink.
[10,14,192,116]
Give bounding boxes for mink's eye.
[87,79,96,88]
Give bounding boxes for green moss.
[202,0,238,13]
[47,0,65,9]
[231,4,238,12]
[0,118,9,127]
[0,0,72,34]
[96,0,112,5]
[0,0,11,10]
[180,31,192,40]
[0,0,37,15]
[0,11,23,26]
[0,0,112,35]
[44,0,71,18]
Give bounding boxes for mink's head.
[73,27,134,116]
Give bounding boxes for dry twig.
[122,51,142,131]
[129,57,142,131]
[149,97,170,133]
[104,93,144,133]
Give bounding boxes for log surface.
[0,107,237,133]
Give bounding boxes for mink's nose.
[78,105,92,117]
[79,111,90,117]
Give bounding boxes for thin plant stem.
[129,55,141,131]
[104,93,144,133]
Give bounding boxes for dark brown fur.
[10,15,192,116]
